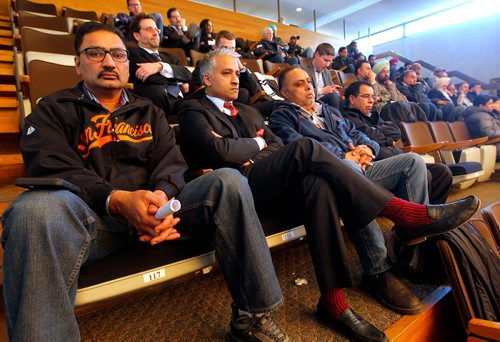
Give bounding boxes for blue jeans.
[2,168,282,341]
[344,152,428,275]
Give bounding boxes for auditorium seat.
[427,121,494,181]
[13,0,56,16]
[400,121,483,189]
[447,121,500,173]
[61,6,98,21]
[436,218,499,341]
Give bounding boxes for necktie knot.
[151,52,162,62]
[223,102,238,116]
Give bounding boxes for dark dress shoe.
[365,269,423,315]
[317,304,388,342]
[395,195,480,244]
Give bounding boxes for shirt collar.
[82,83,129,111]
[139,46,159,55]
[207,95,233,116]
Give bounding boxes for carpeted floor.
[77,175,500,341]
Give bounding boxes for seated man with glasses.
[301,43,342,110]
[127,13,192,122]
[2,21,291,341]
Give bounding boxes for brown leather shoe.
[365,269,423,315]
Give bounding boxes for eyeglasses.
[79,47,129,63]
[357,94,377,100]
[141,27,161,34]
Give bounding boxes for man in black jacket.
[128,13,192,122]
[342,81,453,204]
[1,22,290,342]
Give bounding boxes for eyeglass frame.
[78,47,129,63]
[141,26,161,34]
[356,93,377,100]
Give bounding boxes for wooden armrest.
[468,136,489,145]
[185,169,213,182]
[485,136,500,144]
[20,74,29,83]
[400,142,444,154]
[337,66,347,72]
[257,52,268,60]
[266,67,282,77]
[249,90,266,104]
[468,318,500,340]
[441,140,479,151]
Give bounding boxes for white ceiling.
[191,0,471,41]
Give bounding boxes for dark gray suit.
[128,46,191,120]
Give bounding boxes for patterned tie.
[152,52,181,98]
[223,102,238,116]
[151,52,162,62]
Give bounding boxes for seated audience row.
[3,21,482,342]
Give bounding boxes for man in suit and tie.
[128,13,192,122]
[177,49,479,342]
[302,43,341,110]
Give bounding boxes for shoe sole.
[396,197,481,245]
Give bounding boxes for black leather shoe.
[365,269,423,315]
[317,304,388,342]
[395,195,480,244]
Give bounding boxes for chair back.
[61,6,98,21]
[337,70,356,87]
[400,121,443,162]
[26,59,81,109]
[15,0,56,15]
[263,60,288,76]
[21,27,73,56]
[240,58,264,74]
[18,10,69,32]
[427,121,454,143]
[189,49,206,67]
[160,47,188,66]
[447,121,472,141]
[481,201,500,249]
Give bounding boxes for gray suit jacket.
[302,60,333,96]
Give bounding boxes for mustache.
[98,68,120,78]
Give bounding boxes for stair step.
[0,37,13,49]
[0,50,13,56]
[0,96,18,108]
[0,67,14,83]
[0,54,13,62]
[0,84,15,94]
[0,108,20,133]
[0,29,12,38]
[0,154,25,185]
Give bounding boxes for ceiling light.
[296,7,302,12]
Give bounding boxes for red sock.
[320,288,349,319]
[381,196,434,228]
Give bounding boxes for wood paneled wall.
[14,0,347,51]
